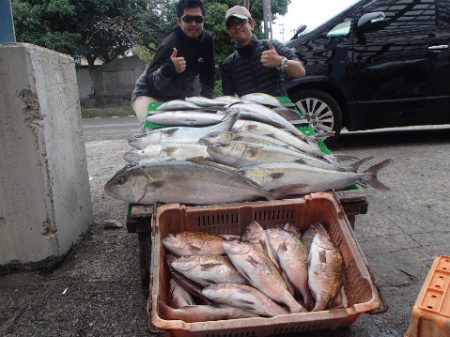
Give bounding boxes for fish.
[166,255,214,305]
[129,111,239,149]
[213,95,242,105]
[169,255,247,287]
[233,119,323,157]
[104,159,278,205]
[162,231,225,256]
[156,99,201,111]
[282,222,303,239]
[146,111,224,127]
[301,224,319,252]
[199,130,299,150]
[266,228,314,309]
[222,240,306,313]
[206,140,347,171]
[123,143,210,164]
[240,221,279,270]
[202,283,289,317]
[225,103,307,140]
[186,96,223,107]
[307,223,345,311]
[238,159,392,196]
[158,301,258,322]
[169,278,196,308]
[240,93,283,107]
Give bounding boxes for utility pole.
[0,0,16,43]
[243,0,250,9]
[262,0,272,40]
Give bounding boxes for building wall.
[76,56,145,108]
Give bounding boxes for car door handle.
[427,45,449,51]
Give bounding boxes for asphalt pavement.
[1,117,449,337]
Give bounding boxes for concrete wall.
[77,56,145,108]
[0,43,93,271]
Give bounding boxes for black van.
[285,0,450,144]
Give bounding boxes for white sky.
[272,0,359,42]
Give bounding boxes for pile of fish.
[104,93,392,205]
[159,221,345,323]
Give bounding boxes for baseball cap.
[225,6,252,26]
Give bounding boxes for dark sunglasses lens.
[182,15,204,23]
[227,18,247,28]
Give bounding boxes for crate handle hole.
[427,305,433,309]
[436,285,441,288]
[443,267,447,270]
[431,295,437,298]
[439,276,444,279]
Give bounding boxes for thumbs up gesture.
[261,41,283,68]
[171,48,187,74]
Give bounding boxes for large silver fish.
[233,119,323,157]
[238,160,392,196]
[199,130,297,149]
[222,240,306,313]
[213,95,242,105]
[129,111,239,149]
[307,224,344,311]
[156,99,201,111]
[207,140,346,171]
[186,96,223,107]
[123,143,209,164]
[162,231,225,256]
[104,159,276,205]
[202,283,289,317]
[266,227,314,310]
[170,255,247,287]
[225,103,306,140]
[146,111,224,127]
[240,93,283,107]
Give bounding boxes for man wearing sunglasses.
[221,6,305,97]
[131,0,214,124]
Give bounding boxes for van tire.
[291,90,342,146]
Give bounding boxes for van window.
[364,0,436,32]
[437,0,450,25]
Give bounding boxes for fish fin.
[312,131,335,140]
[270,183,310,197]
[187,243,202,252]
[347,155,375,172]
[289,119,309,125]
[200,263,222,270]
[294,158,307,165]
[330,154,359,162]
[362,159,393,192]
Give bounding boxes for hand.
[171,48,186,74]
[260,41,283,68]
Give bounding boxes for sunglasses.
[226,17,249,29]
[181,15,205,24]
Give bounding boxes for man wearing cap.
[221,5,305,97]
[131,0,215,124]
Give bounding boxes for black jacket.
[132,26,214,101]
[221,36,299,97]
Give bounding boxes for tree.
[12,0,147,68]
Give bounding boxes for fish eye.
[117,176,126,185]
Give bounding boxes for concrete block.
[0,43,93,270]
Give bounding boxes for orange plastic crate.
[148,192,382,337]
[405,256,450,337]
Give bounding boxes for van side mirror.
[292,25,307,39]
[356,12,386,34]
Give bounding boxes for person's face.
[227,17,254,47]
[178,7,204,39]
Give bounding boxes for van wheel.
[291,90,342,146]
